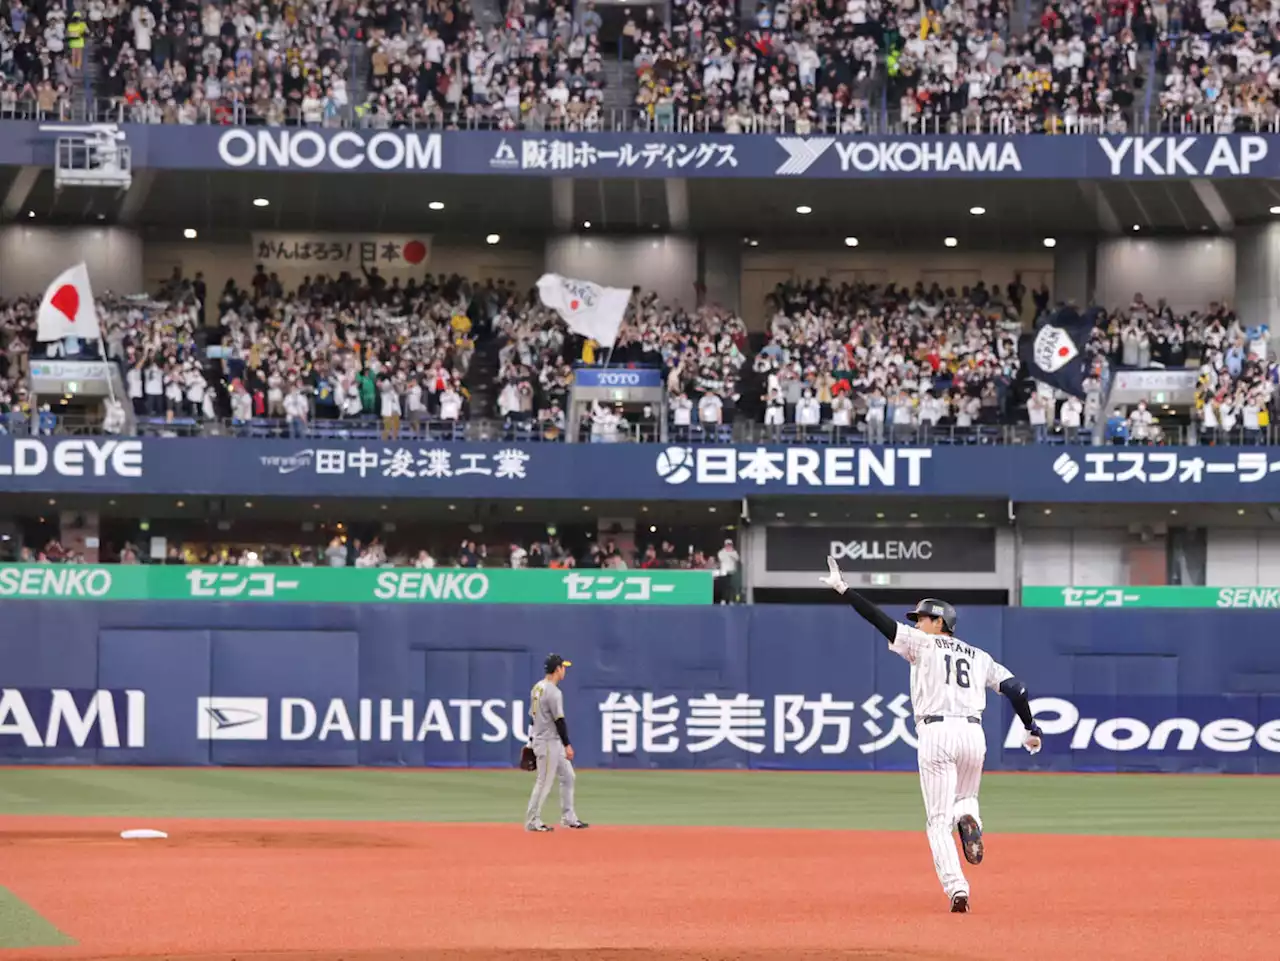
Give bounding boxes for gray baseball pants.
[524,739,578,828]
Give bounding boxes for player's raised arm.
[819,555,898,641]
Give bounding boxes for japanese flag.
[36,262,101,342]
[536,273,631,349]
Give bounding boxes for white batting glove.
[1023,734,1042,755]
[819,555,848,594]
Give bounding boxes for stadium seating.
[1,265,1268,446]
[6,0,1277,131]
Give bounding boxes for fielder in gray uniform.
[524,653,589,832]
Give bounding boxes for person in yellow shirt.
[582,338,597,365]
[67,13,86,71]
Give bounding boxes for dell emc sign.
[830,539,935,562]
[767,526,997,573]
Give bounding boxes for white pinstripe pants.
[916,717,986,899]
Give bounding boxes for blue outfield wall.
[2,602,1279,774]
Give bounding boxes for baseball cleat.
[526,824,554,833]
[561,820,590,829]
[950,893,970,913]
[956,815,984,865]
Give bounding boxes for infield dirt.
[1,817,1275,961]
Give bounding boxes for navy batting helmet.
[906,598,957,634]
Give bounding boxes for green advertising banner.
[0,565,713,605]
[1022,586,1280,609]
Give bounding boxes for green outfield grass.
[0,767,1278,838]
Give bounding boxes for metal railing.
[10,94,1280,137]
[17,412,1278,448]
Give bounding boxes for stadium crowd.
[0,262,1273,446]
[1154,0,1280,133]
[6,0,1280,132]
[212,267,489,436]
[490,286,749,441]
[747,278,1030,438]
[12,527,741,577]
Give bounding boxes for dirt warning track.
[1,817,1276,961]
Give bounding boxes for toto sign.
[766,526,996,572]
[574,368,663,390]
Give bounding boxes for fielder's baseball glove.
[519,744,537,771]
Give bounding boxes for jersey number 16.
[943,655,971,689]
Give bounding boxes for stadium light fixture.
[26,210,34,218]
[844,237,858,247]
[969,206,986,215]
[795,205,813,214]
[1132,224,1140,231]
[428,201,444,211]
[583,221,591,229]
[1271,206,1280,215]
[253,198,270,207]
[944,237,958,247]
[486,233,500,245]
[749,239,760,247]
[1043,237,1057,248]
[183,228,197,239]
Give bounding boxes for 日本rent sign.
[1023,586,1280,609]
[0,565,713,605]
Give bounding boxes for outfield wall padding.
[1,602,1278,773]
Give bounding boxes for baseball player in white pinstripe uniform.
[821,556,1044,913]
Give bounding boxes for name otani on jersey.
[889,624,1013,719]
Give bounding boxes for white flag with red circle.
[36,262,101,343]
[536,273,631,348]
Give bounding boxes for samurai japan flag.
[36,262,102,342]
[536,273,632,348]
[1019,306,1098,398]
